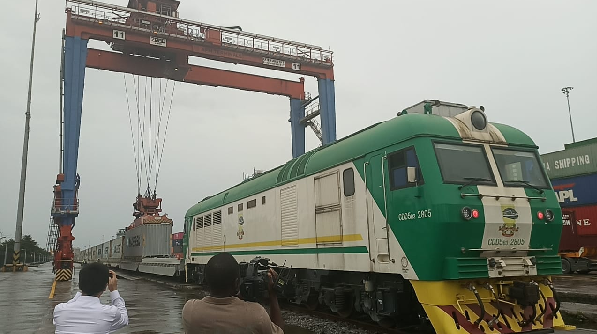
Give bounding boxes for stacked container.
[172,232,184,259]
[541,137,597,273]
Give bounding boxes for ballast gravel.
[281,310,383,334]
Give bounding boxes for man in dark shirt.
[182,253,284,334]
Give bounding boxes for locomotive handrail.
[460,193,547,202]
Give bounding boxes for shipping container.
[559,205,597,273]
[541,138,597,179]
[101,241,110,260]
[173,245,183,254]
[109,236,124,264]
[551,173,597,208]
[124,223,172,261]
[172,232,184,240]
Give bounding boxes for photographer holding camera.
[182,252,284,334]
[53,263,129,333]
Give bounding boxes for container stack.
[172,232,184,259]
[541,137,597,272]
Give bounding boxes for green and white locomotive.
[185,100,568,333]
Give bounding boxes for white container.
[124,223,172,261]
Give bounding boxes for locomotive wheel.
[335,292,354,318]
[561,258,572,274]
[306,293,319,311]
[336,305,354,319]
[377,316,396,328]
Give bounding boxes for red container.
[560,205,597,254]
[172,232,184,240]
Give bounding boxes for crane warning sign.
[263,57,285,68]
[150,36,167,47]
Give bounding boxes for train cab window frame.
[238,203,243,212]
[433,142,496,186]
[491,147,550,189]
[388,146,425,190]
[247,199,257,209]
[343,168,355,196]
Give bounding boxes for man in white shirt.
[53,262,129,333]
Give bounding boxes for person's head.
[79,262,110,297]
[205,252,240,297]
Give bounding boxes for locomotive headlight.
[545,209,554,222]
[462,207,480,220]
[471,111,487,130]
[462,207,472,220]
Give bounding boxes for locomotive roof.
[186,113,535,217]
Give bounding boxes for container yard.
[542,137,597,274]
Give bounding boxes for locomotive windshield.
[434,143,495,185]
[492,148,549,189]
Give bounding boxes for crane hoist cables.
[123,74,176,197]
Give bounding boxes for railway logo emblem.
[237,214,245,240]
[500,205,519,237]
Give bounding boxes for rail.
[65,0,334,65]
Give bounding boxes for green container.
[541,138,597,179]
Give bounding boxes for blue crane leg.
[60,36,88,226]
[290,98,306,158]
[317,78,337,145]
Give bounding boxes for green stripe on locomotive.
[185,113,562,281]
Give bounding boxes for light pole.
[1,233,6,266]
[561,87,575,143]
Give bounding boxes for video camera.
[238,256,294,302]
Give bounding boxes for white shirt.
[53,290,129,334]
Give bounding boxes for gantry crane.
[51,0,336,280]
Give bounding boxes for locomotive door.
[365,154,391,263]
[314,171,343,245]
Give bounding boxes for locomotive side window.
[247,199,257,209]
[238,203,243,211]
[388,147,424,190]
[262,196,266,204]
[228,207,233,215]
[343,168,355,196]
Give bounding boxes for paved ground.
[0,263,594,334]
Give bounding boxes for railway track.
[279,302,433,334]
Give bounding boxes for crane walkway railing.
[51,199,80,215]
[65,0,333,65]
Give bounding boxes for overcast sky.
[1,0,596,249]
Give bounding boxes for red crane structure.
[50,0,336,280]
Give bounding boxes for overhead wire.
[123,74,141,194]
[151,78,168,184]
[126,74,176,198]
[141,76,150,195]
[154,81,176,194]
[152,78,169,188]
